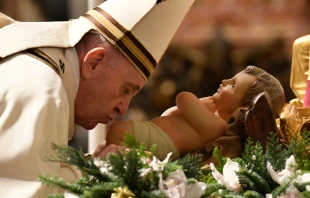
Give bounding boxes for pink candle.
[304,80,310,107]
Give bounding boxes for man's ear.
[81,47,105,79]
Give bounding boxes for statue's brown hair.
[241,66,285,118]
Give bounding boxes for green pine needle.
[266,132,288,172]
[302,190,310,197]
[238,174,256,191]
[47,194,65,198]
[241,138,266,177]
[81,182,121,198]
[39,130,310,198]
[286,130,310,170]
[38,174,83,195]
[174,153,203,180]
[294,181,310,192]
[45,144,108,181]
[212,146,227,173]
[107,147,154,196]
[271,172,300,197]
[201,183,225,197]
[243,190,265,198]
[215,189,244,198]
[122,132,139,149]
[238,168,271,194]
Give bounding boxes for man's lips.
[101,117,113,124]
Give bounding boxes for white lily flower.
[93,158,112,175]
[158,170,206,198]
[279,185,301,198]
[265,194,272,198]
[93,158,106,167]
[150,152,172,172]
[266,185,301,198]
[140,156,151,164]
[64,192,80,198]
[210,158,241,192]
[267,155,298,185]
[139,167,151,177]
[299,172,310,183]
[285,155,298,171]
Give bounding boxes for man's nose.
[114,99,130,116]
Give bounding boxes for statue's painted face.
[213,71,256,115]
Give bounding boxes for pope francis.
[0,0,195,197]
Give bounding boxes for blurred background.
[1,0,310,151]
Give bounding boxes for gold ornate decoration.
[111,186,135,198]
[279,99,310,142]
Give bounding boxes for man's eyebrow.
[127,83,141,92]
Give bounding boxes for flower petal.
[267,161,281,184]
[64,192,80,198]
[210,163,226,185]
[285,155,298,171]
[223,158,241,191]
[300,173,310,183]
[184,182,206,198]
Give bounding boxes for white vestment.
[0,13,89,198]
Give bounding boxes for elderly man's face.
[75,49,146,130]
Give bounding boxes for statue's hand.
[93,141,125,158]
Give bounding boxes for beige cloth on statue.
[131,120,180,161]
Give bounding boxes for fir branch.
[122,132,149,153]
[294,181,310,192]
[238,174,256,191]
[302,190,310,197]
[212,146,227,173]
[174,153,203,180]
[201,183,225,197]
[199,172,217,184]
[38,174,83,195]
[107,149,154,196]
[47,194,65,198]
[122,132,156,159]
[140,190,167,198]
[243,190,265,198]
[215,189,244,198]
[163,162,183,178]
[241,138,267,177]
[122,132,139,148]
[149,144,157,154]
[74,176,97,188]
[233,157,246,168]
[271,172,300,197]
[266,132,287,171]
[238,168,271,194]
[81,182,122,198]
[286,130,310,170]
[45,144,108,181]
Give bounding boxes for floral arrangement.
[40,132,310,198]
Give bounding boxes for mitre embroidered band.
[83,7,156,80]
